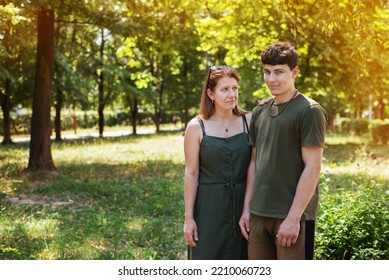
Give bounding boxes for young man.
[239,42,327,259]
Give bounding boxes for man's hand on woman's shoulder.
[258,97,273,106]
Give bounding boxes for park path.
[10,126,182,143]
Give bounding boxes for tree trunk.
[27,9,56,172]
[98,29,105,138]
[182,61,189,130]
[326,105,337,132]
[98,94,105,138]
[357,102,363,119]
[154,76,164,134]
[54,88,63,141]
[154,104,161,133]
[377,97,385,120]
[1,79,13,144]
[131,95,138,135]
[54,20,62,141]
[183,107,189,130]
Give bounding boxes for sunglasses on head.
[206,65,235,88]
[210,65,235,71]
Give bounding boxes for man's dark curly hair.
[261,42,298,70]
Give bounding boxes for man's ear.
[292,66,299,79]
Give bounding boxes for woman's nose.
[228,89,238,96]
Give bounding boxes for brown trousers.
[248,215,315,260]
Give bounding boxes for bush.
[340,119,370,135]
[315,176,389,260]
[369,120,389,145]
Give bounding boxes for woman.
[183,65,252,259]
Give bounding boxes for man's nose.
[267,73,276,81]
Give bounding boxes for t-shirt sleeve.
[300,104,327,147]
[249,105,262,147]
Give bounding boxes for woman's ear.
[207,88,214,102]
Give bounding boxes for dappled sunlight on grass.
[325,133,371,145]
[323,133,389,182]
[126,217,144,231]
[323,163,389,183]
[36,248,61,260]
[24,218,59,239]
[0,145,29,180]
[0,212,58,259]
[52,133,184,168]
[0,131,186,259]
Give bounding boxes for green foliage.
[369,120,389,145]
[2,0,388,137]
[340,118,370,135]
[316,176,389,260]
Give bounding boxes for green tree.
[0,2,35,144]
[194,0,388,122]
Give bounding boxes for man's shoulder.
[298,93,322,107]
[296,94,327,120]
[252,104,262,113]
[251,103,267,119]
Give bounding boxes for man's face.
[263,64,298,97]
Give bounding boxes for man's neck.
[274,89,298,105]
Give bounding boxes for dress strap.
[242,115,249,133]
[197,117,206,137]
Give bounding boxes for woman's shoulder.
[244,112,252,122]
[185,116,203,135]
[240,112,252,127]
[187,116,202,127]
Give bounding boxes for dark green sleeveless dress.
[188,116,250,260]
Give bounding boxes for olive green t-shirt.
[249,94,327,220]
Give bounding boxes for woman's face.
[208,76,239,111]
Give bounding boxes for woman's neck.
[213,110,234,121]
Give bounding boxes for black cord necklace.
[269,90,299,117]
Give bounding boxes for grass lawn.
[0,130,388,259]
